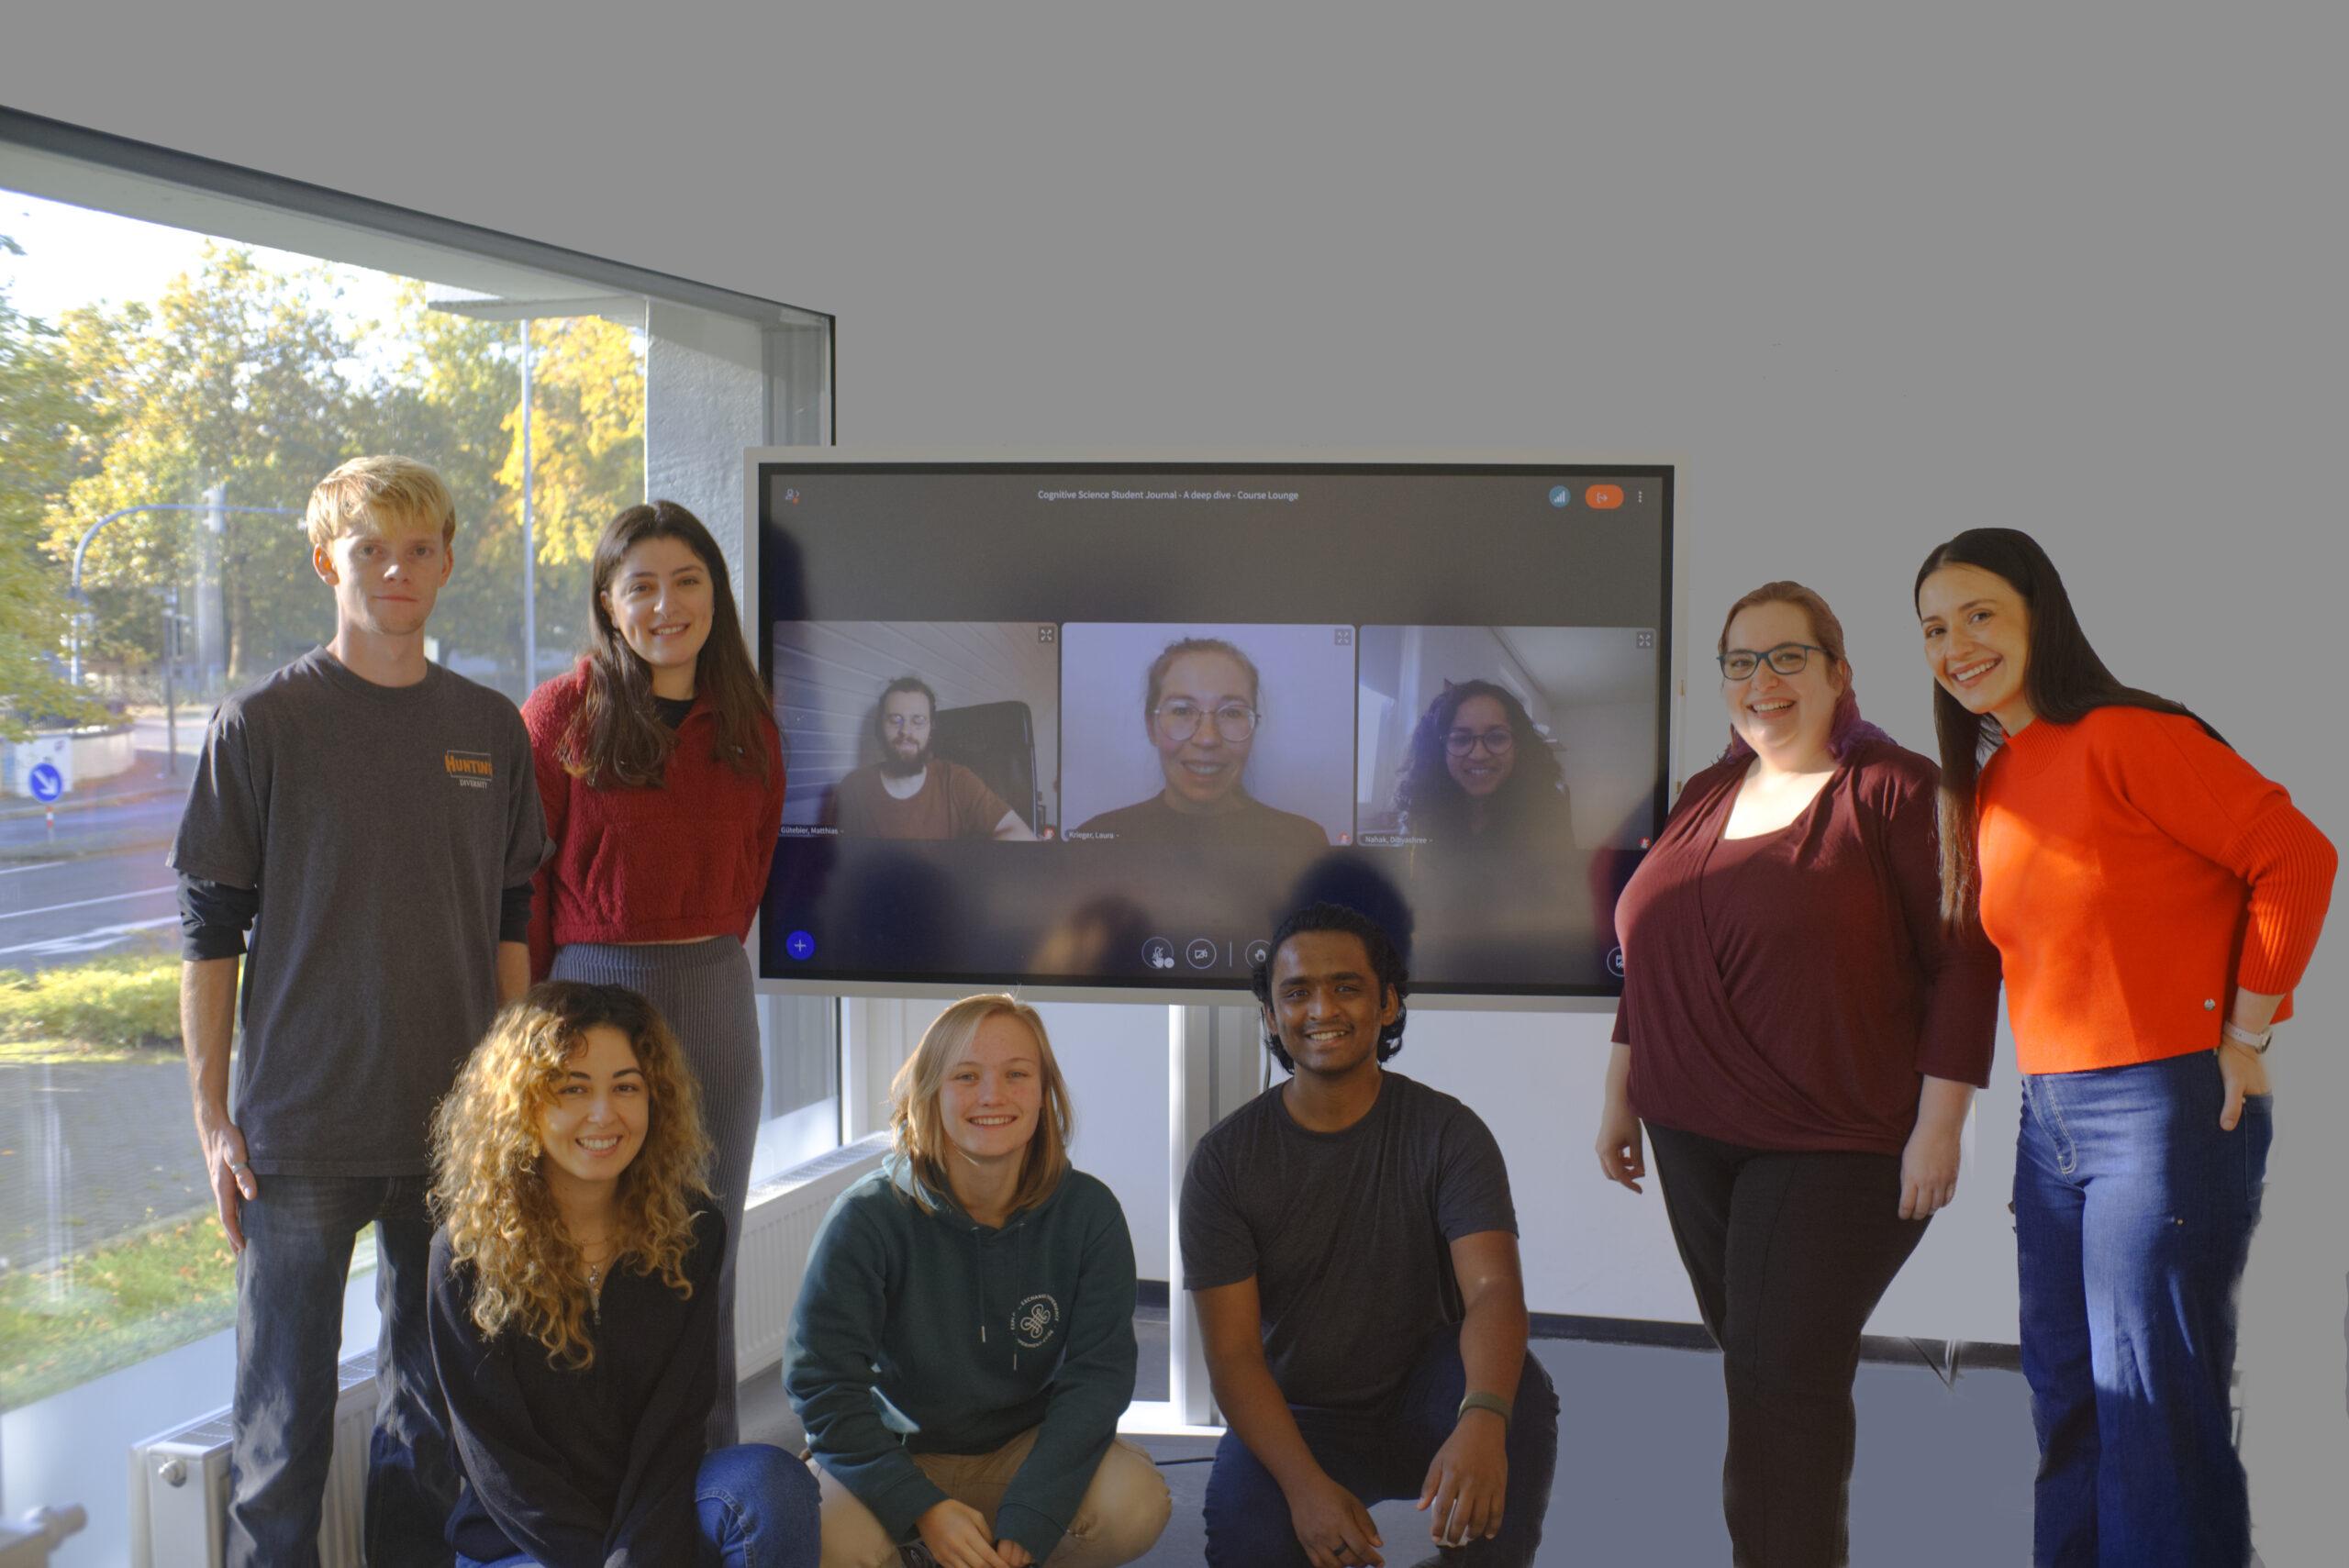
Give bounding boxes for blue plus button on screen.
[785,930,817,962]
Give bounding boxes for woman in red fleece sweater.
[1916,528,2335,1568]
[522,499,785,1450]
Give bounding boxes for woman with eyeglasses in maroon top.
[1595,580,2000,1567]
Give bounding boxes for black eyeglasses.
[1443,727,1515,757]
[1717,642,1824,680]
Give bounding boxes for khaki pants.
[814,1428,1172,1568]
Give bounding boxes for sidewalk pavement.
[1,1055,207,1275]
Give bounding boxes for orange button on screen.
[1585,484,1624,509]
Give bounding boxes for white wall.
[6,3,2343,1550]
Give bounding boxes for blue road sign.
[27,762,64,803]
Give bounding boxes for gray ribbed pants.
[551,936,762,1449]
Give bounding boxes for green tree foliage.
[0,235,107,734]
[16,238,645,705]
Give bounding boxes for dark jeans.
[2016,1050,2271,1568]
[1645,1122,1930,1568]
[456,1444,820,1568]
[1202,1320,1559,1567]
[226,1172,453,1568]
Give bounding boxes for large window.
[0,108,832,1548]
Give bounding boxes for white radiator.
[127,1350,376,1568]
[119,1137,885,1566]
[733,1133,889,1375]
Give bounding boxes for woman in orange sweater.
[1915,528,2335,1568]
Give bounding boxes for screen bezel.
[742,448,1685,1010]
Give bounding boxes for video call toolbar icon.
[1585,484,1624,510]
[1548,484,1571,508]
[1186,938,1219,970]
[1244,940,1272,969]
[1143,938,1176,971]
[785,930,817,962]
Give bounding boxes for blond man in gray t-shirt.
[172,456,543,1567]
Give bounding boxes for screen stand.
[1163,1000,1265,1430]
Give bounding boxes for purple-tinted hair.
[1713,580,1893,764]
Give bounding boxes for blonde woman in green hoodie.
[785,995,1172,1568]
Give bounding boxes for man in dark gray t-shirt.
[1181,903,1558,1567]
[171,456,543,1568]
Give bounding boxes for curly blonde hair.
[890,995,1073,1218]
[429,982,713,1369]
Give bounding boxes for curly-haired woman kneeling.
[428,981,818,1567]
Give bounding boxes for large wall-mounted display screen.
[753,459,1674,999]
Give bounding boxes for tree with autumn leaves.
[1,237,644,721]
[0,234,107,735]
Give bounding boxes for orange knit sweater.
[1976,706,2336,1075]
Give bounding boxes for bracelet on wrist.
[1457,1390,1512,1425]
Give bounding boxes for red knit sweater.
[1977,706,2335,1075]
[521,664,785,981]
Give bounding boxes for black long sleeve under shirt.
[428,1208,725,1568]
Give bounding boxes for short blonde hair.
[889,995,1073,1218]
[306,455,457,550]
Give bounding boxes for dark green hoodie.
[784,1154,1139,1561]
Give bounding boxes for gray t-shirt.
[170,648,544,1176]
[1179,1070,1518,1413]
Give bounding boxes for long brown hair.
[429,982,713,1370]
[561,500,774,788]
[1913,528,2220,925]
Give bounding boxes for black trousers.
[1646,1121,1931,1568]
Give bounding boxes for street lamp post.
[69,497,300,769]
[519,317,537,689]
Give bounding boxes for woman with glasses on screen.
[786,995,1172,1568]
[428,982,819,1567]
[1915,529,2334,1567]
[1072,636,1328,852]
[1391,679,1575,848]
[521,500,785,1447]
[1593,581,2000,1568]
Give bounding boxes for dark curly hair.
[1249,902,1410,1071]
[1391,679,1568,843]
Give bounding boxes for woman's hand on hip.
[2218,1040,2272,1131]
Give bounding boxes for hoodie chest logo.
[1012,1294,1061,1350]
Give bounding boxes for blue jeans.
[2016,1050,2272,1567]
[456,1444,822,1568]
[1203,1321,1560,1567]
[226,1173,452,1568]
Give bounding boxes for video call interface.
[756,462,1673,996]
